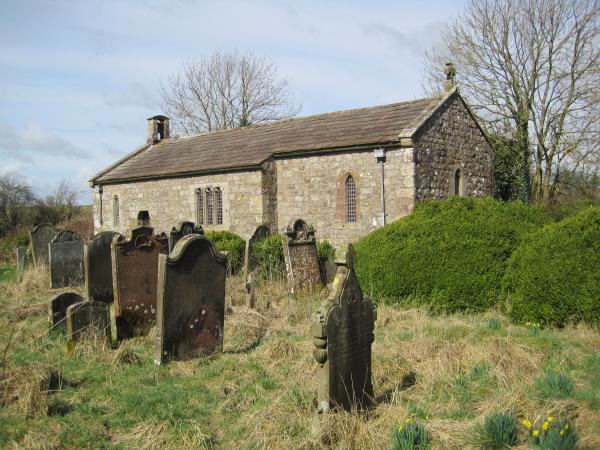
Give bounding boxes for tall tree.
[425,0,600,203]
[161,51,301,135]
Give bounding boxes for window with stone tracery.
[345,175,356,223]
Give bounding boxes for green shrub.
[503,206,600,327]
[536,371,574,400]
[205,230,245,275]
[480,411,518,449]
[486,317,501,330]
[524,416,578,450]
[0,231,30,261]
[354,197,551,312]
[392,420,431,450]
[316,240,335,260]
[251,234,285,280]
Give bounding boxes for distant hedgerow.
[354,197,551,312]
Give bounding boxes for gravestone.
[155,235,227,364]
[243,224,270,275]
[168,221,204,253]
[84,231,123,303]
[29,224,56,267]
[283,219,321,293]
[312,245,377,413]
[112,226,168,340]
[15,246,30,271]
[49,292,84,329]
[49,231,84,289]
[66,300,111,349]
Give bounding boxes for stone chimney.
[147,115,170,143]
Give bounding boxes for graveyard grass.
[1,268,600,449]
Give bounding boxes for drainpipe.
[374,148,386,226]
[98,185,103,225]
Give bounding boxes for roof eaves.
[89,141,153,185]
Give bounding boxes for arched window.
[113,195,120,226]
[454,169,463,196]
[205,188,214,225]
[214,187,223,225]
[345,175,356,223]
[195,189,204,224]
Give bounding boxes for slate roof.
[91,90,454,184]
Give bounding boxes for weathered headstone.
[49,292,84,329]
[29,223,56,267]
[243,225,270,307]
[15,246,31,271]
[112,226,168,340]
[168,221,204,253]
[84,231,123,303]
[312,245,377,413]
[66,300,111,349]
[49,231,84,289]
[283,219,321,293]
[155,234,227,364]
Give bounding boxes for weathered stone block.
[283,219,321,293]
[155,235,227,364]
[66,300,111,349]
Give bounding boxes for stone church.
[90,87,493,247]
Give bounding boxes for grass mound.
[504,206,600,327]
[354,197,551,312]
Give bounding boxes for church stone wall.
[414,94,493,199]
[276,148,415,248]
[92,170,264,240]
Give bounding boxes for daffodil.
[565,424,570,430]
[521,419,532,429]
[410,413,417,417]
[560,430,565,436]
[547,416,554,422]
[532,429,540,437]
[542,421,550,431]
[405,418,413,423]
[398,425,404,432]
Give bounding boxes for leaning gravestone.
[49,292,84,329]
[283,219,321,293]
[84,231,123,303]
[155,235,227,364]
[29,223,56,267]
[112,226,168,340]
[15,246,31,271]
[49,230,84,288]
[66,300,111,350]
[168,221,204,253]
[312,244,377,413]
[243,224,270,275]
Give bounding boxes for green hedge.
[205,230,245,275]
[504,206,600,327]
[354,197,552,312]
[251,233,285,280]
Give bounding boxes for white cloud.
[0,123,89,159]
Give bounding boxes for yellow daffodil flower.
[542,422,550,431]
[532,429,540,437]
[521,419,532,429]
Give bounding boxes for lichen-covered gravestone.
[84,231,123,303]
[15,246,30,271]
[243,225,270,307]
[49,230,84,289]
[112,226,168,340]
[168,221,204,253]
[312,245,377,413]
[29,223,56,267]
[155,235,227,364]
[66,300,111,350]
[49,292,84,329]
[283,219,321,293]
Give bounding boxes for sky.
[0,0,467,204]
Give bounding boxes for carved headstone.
[283,219,321,293]
[155,235,227,364]
[66,300,111,349]
[168,221,204,253]
[49,231,84,289]
[15,246,30,271]
[312,245,377,413]
[112,226,168,340]
[29,224,56,267]
[243,224,270,275]
[49,292,84,329]
[84,231,123,303]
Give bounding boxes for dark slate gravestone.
[283,219,321,293]
[155,235,227,364]
[49,231,84,289]
[112,226,169,340]
[49,292,84,329]
[243,224,270,275]
[29,224,56,267]
[312,245,377,413]
[84,231,123,303]
[15,246,31,271]
[168,221,204,253]
[66,300,111,350]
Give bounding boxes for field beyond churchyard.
[0,267,599,449]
